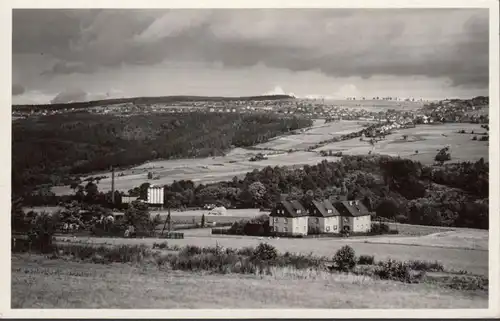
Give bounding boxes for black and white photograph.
[4,0,499,317]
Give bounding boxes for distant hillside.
[12,94,295,112]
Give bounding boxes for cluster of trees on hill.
[21,155,489,230]
[13,95,294,112]
[12,112,312,195]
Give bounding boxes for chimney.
[111,166,115,205]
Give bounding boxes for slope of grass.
[11,254,487,309]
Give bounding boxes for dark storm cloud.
[12,8,489,88]
[12,83,25,96]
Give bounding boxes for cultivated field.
[51,120,488,196]
[323,99,426,112]
[55,227,488,276]
[315,123,488,164]
[11,254,487,309]
[255,120,369,150]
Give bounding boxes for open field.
[12,254,487,309]
[323,99,426,112]
[51,148,331,195]
[254,120,369,150]
[51,120,487,195]
[55,227,488,276]
[315,123,488,164]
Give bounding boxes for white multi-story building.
[147,185,164,206]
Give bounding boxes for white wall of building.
[291,216,308,235]
[147,186,164,205]
[352,215,371,233]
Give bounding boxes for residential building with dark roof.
[269,196,372,236]
[269,199,309,235]
[333,200,371,233]
[306,199,341,234]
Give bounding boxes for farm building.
[269,194,372,236]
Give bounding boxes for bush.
[440,275,488,291]
[332,245,357,272]
[370,223,390,234]
[252,243,278,261]
[153,242,168,249]
[237,246,256,256]
[179,245,202,256]
[406,260,444,272]
[358,255,375,265]
[54,243,151,264]
[374,259,425,283]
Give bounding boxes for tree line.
[22,154,489,230]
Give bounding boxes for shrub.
[358,255,375,265]
[370,223,390,234]
[54,243,151,264]
[406,260,444,272]
[179,245,202,256]
[153,242,168,249]
[237,246,256,257]
[332,245,357,272]
[252,243,278,261]
[441,275,488,291]
[374,259,424,283]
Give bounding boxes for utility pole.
[111,166,115,206]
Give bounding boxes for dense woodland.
[12,112,311,195]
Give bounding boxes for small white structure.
[208,206,227,216]
[147,185,164,205]
[122,195,138,204]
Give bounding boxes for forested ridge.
[13,94,294,112]
[12,112,311,194]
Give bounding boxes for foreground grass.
[55,233,489,276]
[12,254,488,309]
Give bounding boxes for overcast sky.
[12,8,489,104]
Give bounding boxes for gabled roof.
[334,200,371,217]
[271,200,308,218]
[310,199,340,217]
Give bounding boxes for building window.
[296,210,301,214]
[283,227,287,233]
[327,209,332,214]
[274,218,278,223]
[333,225,337,231]
[284,218,288,223]
[315,218,319,223]
[326,226,330,232]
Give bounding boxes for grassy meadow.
[12,250,487,309]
